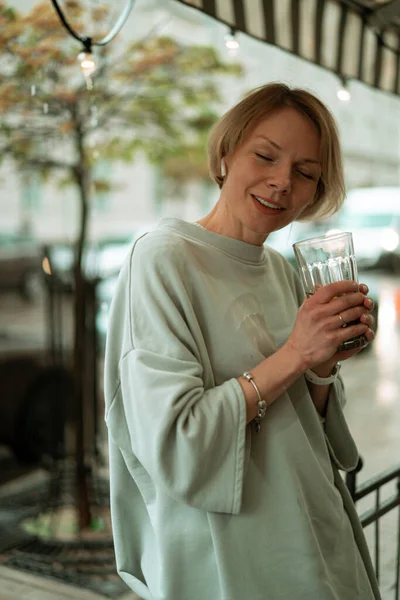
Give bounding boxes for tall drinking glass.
[293,231,367,352]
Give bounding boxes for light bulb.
[337,77,351,102]
[381,228,399,252]
[224,31,239,57]
[337,88,351,102]
[78,51,96,78]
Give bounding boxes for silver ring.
[338,314,347,328]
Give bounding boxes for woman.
[104,83,380,600]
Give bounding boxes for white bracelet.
[304,362,341,386]
[242,371,267,433]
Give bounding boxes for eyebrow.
[255,135,321,165]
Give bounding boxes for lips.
[251,194,284,211]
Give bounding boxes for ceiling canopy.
[176,0,400,97]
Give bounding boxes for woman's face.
[220,107,322,246]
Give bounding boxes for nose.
[266,164,291,195]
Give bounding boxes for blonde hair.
[207,83,345,220]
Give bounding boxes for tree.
[0,1,243,531]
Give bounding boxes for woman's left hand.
[312,282,375,376]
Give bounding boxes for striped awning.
[175,0,400,97]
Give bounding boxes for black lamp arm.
[49,0,136,49]
[49,0,84,45]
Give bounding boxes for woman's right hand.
[285,280,371,371]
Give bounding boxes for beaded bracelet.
[243,371,267,433]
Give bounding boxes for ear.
[221,157,226,178]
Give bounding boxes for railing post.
[346,456,364,501]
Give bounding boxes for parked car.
[266,220,334,268]
[329,187,400,272]
[46,225,155,289]
[47,237,131,285]
[0,231,44,301]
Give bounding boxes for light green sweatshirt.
[104,218,380,600]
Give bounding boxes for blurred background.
[0,0,400,599]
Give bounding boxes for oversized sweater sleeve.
[287,258,359,471]
[323,376,359,471]
[106,233,248,514]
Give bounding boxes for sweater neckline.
[158,218,266,264]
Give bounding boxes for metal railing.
[346,459,400,599]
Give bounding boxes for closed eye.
[255,153,274,162]
[297,170,316,180]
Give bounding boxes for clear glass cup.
[292,231,367,352]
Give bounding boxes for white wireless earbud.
[221,158,226,178]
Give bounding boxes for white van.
[331,186,400,271]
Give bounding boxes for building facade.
[1,0,399,243]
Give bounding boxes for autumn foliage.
[0,0,243,199]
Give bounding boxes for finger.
[363,297,374,311]
[328,312,349,330]
[312,280,359,303]
[337,321,369,341]
[326,292,367,316]
[330,327,373,361]
[359,283,369,295]
[360,312,374,329]
[364,327,375,343]
[330,306,373,329]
